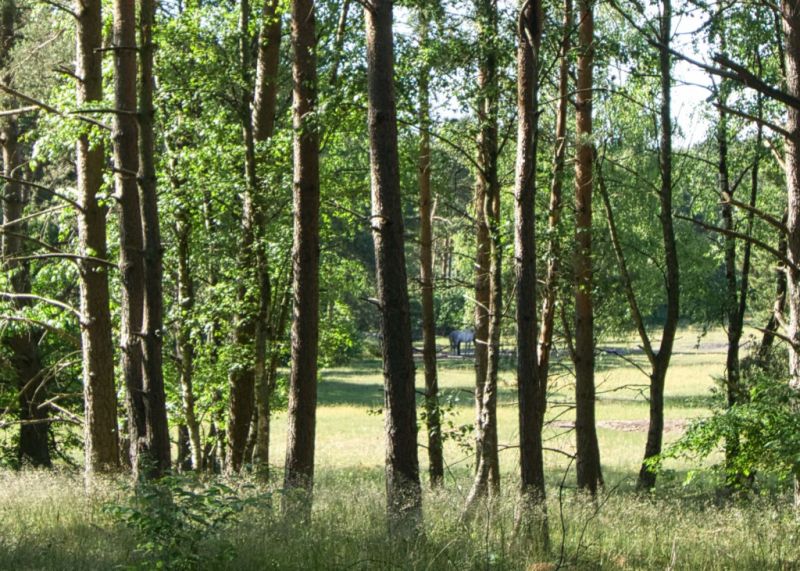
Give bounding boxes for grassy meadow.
[2,327,799,570]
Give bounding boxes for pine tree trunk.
[2,120,51,468]
[417,7,443,489]
[138,0,171,477]
[514,0,547,541]
[1,4,51,468]
[228,0,259,473]
[472,0,498,483]
[112,0,146,475]
[75,0,120,477]
[364,0,423,534]
[283,0,321,516]
[538,0,572,384]
[574,0,602,495]
[780,0,800,507]
[251,0,282,478]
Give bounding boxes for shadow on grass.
[318,380,384,406]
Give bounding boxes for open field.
[2,327,798,570]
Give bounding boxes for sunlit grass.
[2,328,793,569]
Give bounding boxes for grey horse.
[448,329,475,356]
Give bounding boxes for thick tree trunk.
[574,0,601,495]
[112,0,146,475]
[75,0,120,476]
[364,0,423,533]
[514,0,547,541]
[283,0,321,516]
[417,7,444,489]
[538,0,572,384]
[138,0,171,477]
[637,0,679,491]
[781,0,800,507]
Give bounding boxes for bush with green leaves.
[663,346,798,488]
[105,475,269,570]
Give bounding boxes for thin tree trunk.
[283,0,321,517]
[138,0,171,477]
[417,6,443,489]
[758,212,788,361]
[718,69,744,480]
[574,0,602,495]
[364,0,423,534]
[112,0,146,475]
[175,195,201,471]
[228,0,259,473]
[75,0,120,477]
[637,0,679,491]
[251,0,281,478]
[514,0,547,541]
[538,0,572,384]
[472,0,500,491]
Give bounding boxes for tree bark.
[283,0,321,516]
[364,0,423,534]
[636,0,680,491]
[251,0,281,478]
[574,0,602,495]
[75,0,120,477]
[758,212,788,361]
[417,6,443,489]
[538,0,572,385]
[112,0,146,475]
[1,0,51,468]
[175,190,201,471]
[228,0,259,473]
[138,0,171,477]
[781,0,800,507]
[471,0,500,493]
[514,0,547,541]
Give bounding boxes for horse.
[448,329,475,356]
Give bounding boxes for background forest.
[1,0,799,569]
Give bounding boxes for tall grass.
[1,468,798,570]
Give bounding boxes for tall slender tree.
[417,3,444,489]
[112,0,146,473]
[138,0,171,477]
[514,0,547,540]
[574,0,602,495]
[228,0,259,473]
[538,0,572,384]
[1,0,50,468]
[75,0,120,477]
[284,0,321,516]
[780,0,800,506]
[364,0,423,533]
[251,0,282,477]
[635,0,679,491]
[472,0,500,489]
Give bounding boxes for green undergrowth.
[1,468,798,570]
